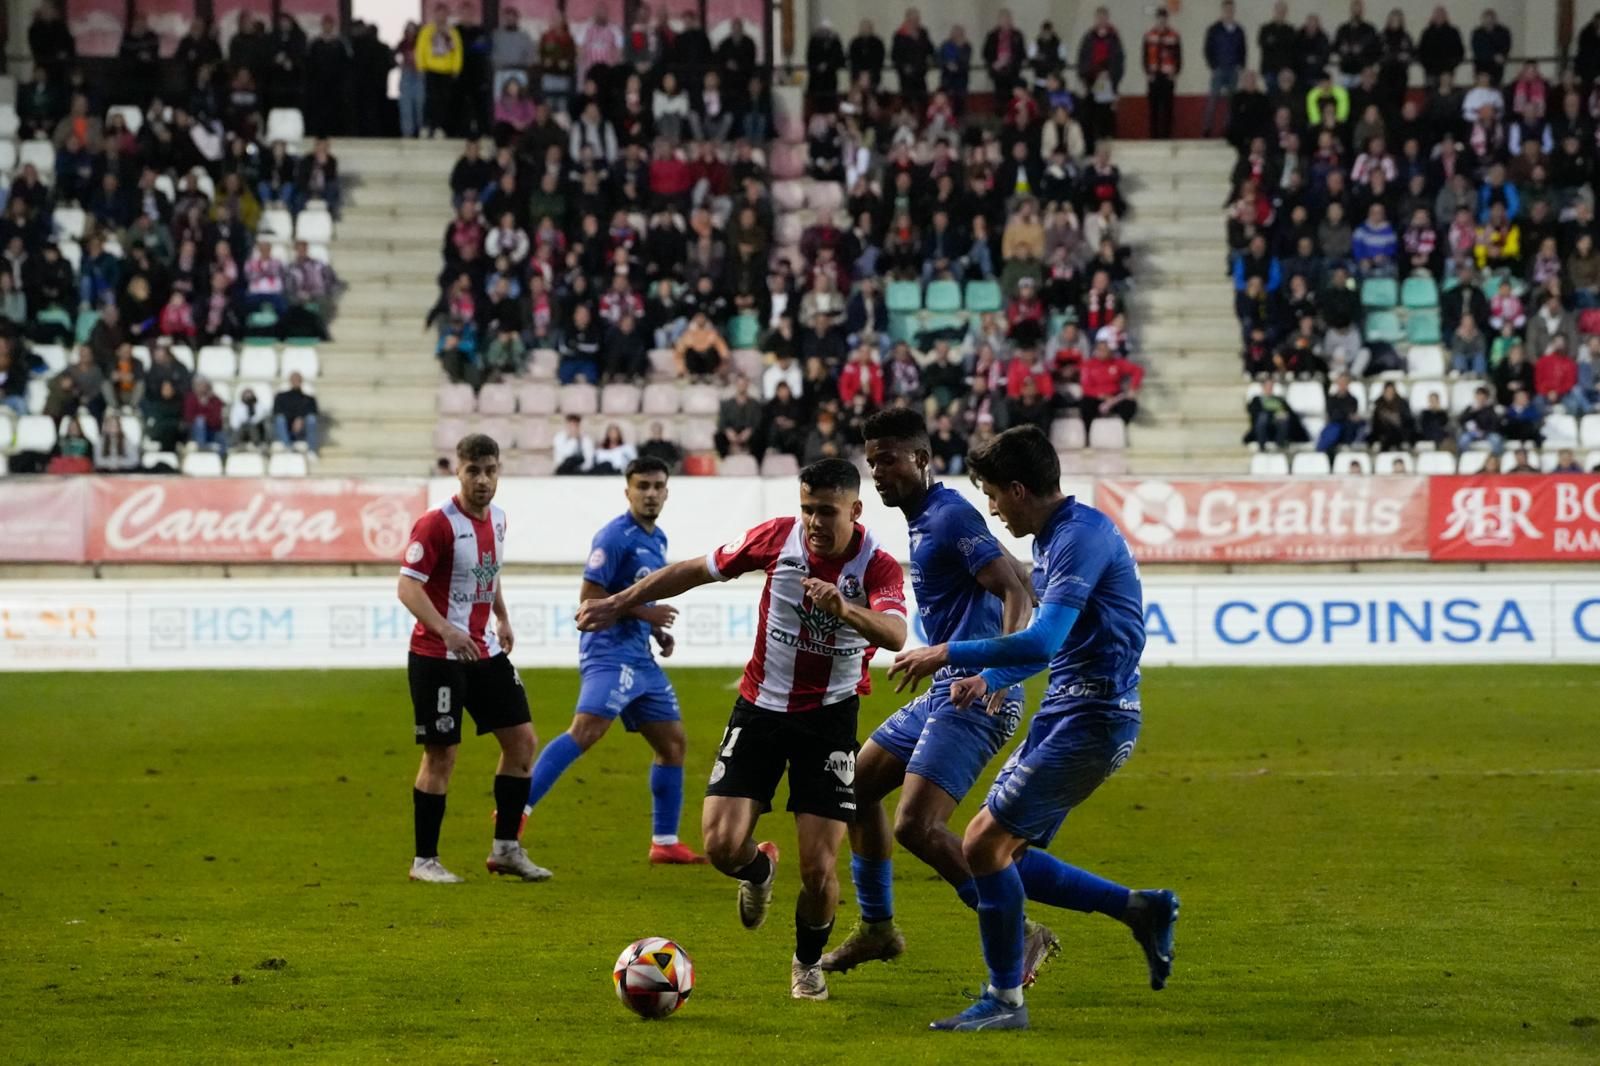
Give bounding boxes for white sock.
[989,985,1024,1007]
[652,834,679,846]
[492,839,519,856]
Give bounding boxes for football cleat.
[649,842,710,865]
[790,957,830,1001]
[736,841,780,930]
[818,920,906,973]
[485,845,553,882]
[1127,889,1180,990]
[1021,918,1062,987]
[408,857,464,884]
[929,990,1030,1031]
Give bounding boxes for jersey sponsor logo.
[824,750,855,786]
[588,547,607,569]
[435,714,456,734]
[793,597,845,642]
[634,565,653,582]
[1108,738,1136,774]
[470,550,500,595]
[839,574,863,601]
[957,536,983,556]
[404,541,424,565]
[721,531,746,556]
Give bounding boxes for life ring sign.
[1121,480,1187,546]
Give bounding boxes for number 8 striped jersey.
[400,496,507,659]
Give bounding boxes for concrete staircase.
[314,139,457,477]
[1116,139,1244,475]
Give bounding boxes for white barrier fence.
[3,574,1597,672]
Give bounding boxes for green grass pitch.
[3,664,1598,1064]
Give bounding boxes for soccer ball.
[612,937,694,1019]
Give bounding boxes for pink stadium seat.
[1092,452,1129,477]
[436,382,474,415]
[601,384,642,415]
[680,418,717,452]
[681,385,720,416]
[772,181,805,212]
[1088,419,1127,450]
[648,348,679,380]
[476,382,516,415]
[770,143,806,180]
[474,417,514,445]
[513,418,554,451]
[597,419,637,444]
[776,114,806,145]
[806,181,843,215]
[433,418,469,452]
[1049,417,1086,451]
[720,454,759,476]
[759,453,799,478]
[776,214,804,246]
[1057,451,1090,476]
[641,384,681,415]
[517,382,558,415]
[559,383,599,415]
[730,349,764,382]
[528,348,559,379]
[506,453,554,476]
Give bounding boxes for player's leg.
[466,655,551,882]
[819,740,906,972]
[523,712,613,816]
[790,812,848,1000]
[702,701,786,928]
[408,653,465,883]
[636,716,707,863]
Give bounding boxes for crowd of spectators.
[1222,1,1600,473]
[4,2,337,473]
[438,4,1143,473]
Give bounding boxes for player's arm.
[974,553,1035,636]
[802,577,908,651]
[492,582,514,654]
[889,603,1080,690]
[579,578,678,628]
[575,559,716,632]
[398,575,481,661]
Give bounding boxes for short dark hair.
[625,456,670,481]
[967,426,1060,496]
[456,433,500,463]
[799,457,860,495]
[862,408,930,447]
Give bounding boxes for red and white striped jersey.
[705,517,906,713]
[400,497,507,659]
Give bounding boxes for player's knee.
[892,811,936,855]
[652,732,687,765]
[702,831,744,872]
[798,854,837,898]
[421,744,458,773]
[568,716,609,751]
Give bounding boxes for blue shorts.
[869,669,1023,802]
[984,704,1141,849]
[575,662,680,732]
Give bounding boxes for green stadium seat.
[1401,276,1439,309]
[964,279,1002,312]
[1360,277,1398,309]
[75,309,99,344]
[886,280,922,313]
[889,312,918,343]
[727,313,760,349]
[1364,310,1404,343]
[1405,308,1442,344]
[925,280,962,312]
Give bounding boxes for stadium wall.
[2,573,1597,670]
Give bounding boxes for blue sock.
[851,854,894,924]
[649,763,684,845]
[975,865,1027,991]
[524,733,582,812]
[954,877,979,910]
[1016,848,1130,918]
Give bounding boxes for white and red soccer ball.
[612,937,694,1019]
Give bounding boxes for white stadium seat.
[266,108,306,144]
[1542,413,1579,448]
[210,381,233,404]
[1405,345,1446,378]
[1250,451,1290,476]
[1375,451,1414,474]
[59,415,98,448]
[106,104,143,134]
[181,450,224,476]
[0,104,19,139]
[142,451,179,471]
[295,209,333,244]
[1407,379,1448,413]
[558,383,599,415]
[1336,452,1373,475]
[237,347,279,380]
[196,345,237,380]
[1285,381,1326,418]
[1457,450,1490,474]
[1088,418,1127,450]
[1290,451,1332,476]
[720,454,758,476]
[19,139,54,177]
[267,452,310,477]
[32,344,68,373]
[1450,379,1487,412]
[280,347,320,379]
[1415,450,1458,475]
[259,206,294,239]
[52,206,86,240]
[0,140,15,172]
[225,451,266,477]
[26,377,47,414]
[13,414,56,453]
[170,345,195,372]
[1581,414,1600,448]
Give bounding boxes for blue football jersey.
[908,484,1007,647]
[1032,497,1145,713]
[580,512,668,667]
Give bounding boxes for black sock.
[795,910,835,967]
[493,774,528,841]
[731,850,771,884]
[413,788,446,858]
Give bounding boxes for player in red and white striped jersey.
[577,458,907,1001]
[397,434,550,885]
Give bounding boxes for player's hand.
[802,577,846,619]
[653,627,676,658]
[888,644,948,692]
[576,596,624,632]
[495,615,515,654]
[634,603,678,629]
[984,689,1011,717]
[442,625,480,661]
[950,674,987,709]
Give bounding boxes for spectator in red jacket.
[183,374,228,455]
[158,290,198,341]
[1078,340,1143,424]
[648,140,695,208]
[837,345,884,409]
[1006,276,1046,348]
[1535,336,1584,415]
[1004,347,1054,401]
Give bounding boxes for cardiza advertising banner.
[1,574,1595,671]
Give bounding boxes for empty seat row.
[437,381,726,419]
[433,415,719,455]
[885,280,1005,315]
[176,450,310,477]
[1048,416,1129,451]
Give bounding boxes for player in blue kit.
[890,425,1179,1032]
[820,410,1063,981]
[517,457,708,866]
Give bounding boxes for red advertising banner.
[1096,477,1431,562]
[133,0,195,57]
[83,479,427,563]
[707,0,764,57]
[0,480,89,561]
[280,0,340,37]
[1428,475,1600,561]
[67,0,126,58]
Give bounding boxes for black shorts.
[704,697,860,823]
[408,652,532,746]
